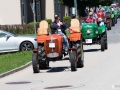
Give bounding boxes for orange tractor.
[32,19,84,73]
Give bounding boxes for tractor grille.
[46,39,59,54]
[105,12,111,18]
[82,29,97,38]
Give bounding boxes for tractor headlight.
[96,30,98,34]
[87,30,91,34]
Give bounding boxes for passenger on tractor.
[111,6,114,11]
[91,9,98,19]
[50,15,69,52]
[86,12,96,23]
[113,6,118,10]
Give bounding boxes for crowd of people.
[84,4,120,24]
[50,3,120,52]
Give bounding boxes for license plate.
[85,39,92,43]
[49,43,55,48]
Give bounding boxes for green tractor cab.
[81,23,108,51]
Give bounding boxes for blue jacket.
[98,8,105,12]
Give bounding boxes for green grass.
[66,30,70,37]
[0,51,32,74]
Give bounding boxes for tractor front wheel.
[101,37,105,51]
[32,53,40,73]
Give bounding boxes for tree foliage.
[59,0,114,16]
[59,0,114,8]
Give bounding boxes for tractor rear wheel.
[104,32,108,50]
[101,36,105,51]
[32,53,40,73]
[76,42,84,68]
[112,18,115,26]
[107,22,111,30]
[115,15,117,24]
[70,51,77,71]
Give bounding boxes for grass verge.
[0,51,32,74]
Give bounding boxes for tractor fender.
[98,25,106,34]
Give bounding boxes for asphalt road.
[1,20,120,90]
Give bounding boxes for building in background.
[0,0,72,25]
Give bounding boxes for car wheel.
[20,41,34,51]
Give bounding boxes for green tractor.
[102,6,115,27]
[113,9,119,24]
[111,4,119,24]
[81,23,108,51]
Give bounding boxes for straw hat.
[89,12,93,15]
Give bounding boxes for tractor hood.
[81,23,98,39]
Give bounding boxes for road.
[1,20,120,90]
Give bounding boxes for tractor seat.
[37,20,49,35]
[69,19,81,33]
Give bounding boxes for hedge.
[0,17,72,35]
[0,24,38,35]
[0,19,52,35]
[63,16,71,27]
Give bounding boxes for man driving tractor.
[86,12,96,23]
[50,15,69,52]
[98,5,105,12]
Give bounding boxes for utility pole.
[30,0,36,36]
[33,0,36,36]
[74,0,77,18]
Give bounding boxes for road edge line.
[0,61,32,78]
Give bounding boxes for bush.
[45,19,52,24]
[63,16,71,22]
[0,24,39,35]
[63,16,71,27]
[28,22,40,25]
[0,20,53,35]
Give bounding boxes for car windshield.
[2,30,17,37]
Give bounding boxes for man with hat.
[50,15,69,52]
[86,12,96,23]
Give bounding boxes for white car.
[0,30,37,53]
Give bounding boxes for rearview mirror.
[6,35,10,38]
